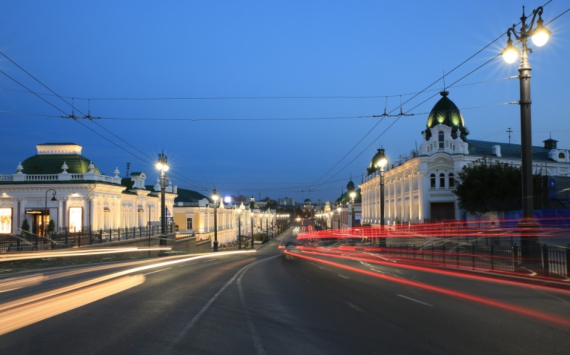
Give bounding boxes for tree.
[454,158,545,215]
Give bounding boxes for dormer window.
[559,152,565,159]
[438,131,444,149]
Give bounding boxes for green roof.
[20,154,99,174]
[174,187,208,203]
[426,91,469,141]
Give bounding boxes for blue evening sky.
[0,0,569,203]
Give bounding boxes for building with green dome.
[359,91,570,225]
[0,143,177,236]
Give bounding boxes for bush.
[21,219,30,232]
[48,220,55,234]
[253,233,269,243]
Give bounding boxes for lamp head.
[212,189,219,202]
[501,36,519,64]
[531,18,551,47]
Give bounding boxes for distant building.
[278,197,295,208]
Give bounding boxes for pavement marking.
[338,274,350,279]
[169,255,279,354]
[143,267,171,275]
[348,302,364,312]
[397,294,433,307]
[201,259,216,263]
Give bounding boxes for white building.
[360,91,570,225]
[0,143,176,235]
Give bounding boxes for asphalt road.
[0,224,570,354]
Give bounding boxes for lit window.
[0,208,12,234]
[69,207,83,233]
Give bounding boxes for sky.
[0,0,569,203]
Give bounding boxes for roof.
[467,139,559,162]
[174,187,208,203]
[38,142,79,146]
[426,91,469,141]
[20,154,100,174]
[367,148,387,175]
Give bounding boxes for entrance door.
[430,202,455,221]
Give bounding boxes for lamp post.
[237,206,242,249]
[212,189,219,251]
[250,210,254,249]
[377,149,388,247]
[155,152,169,247]
[337,206,341,229]
[43,189,57,238]
[349,191,356,228]
[501,6,550,249]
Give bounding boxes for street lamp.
[337,206,341,229]
[377,149,388,247]
[502,6,550,246]
[155,152,169,246]
[43,189,57,238]
[212,188,219,251]
[349,191,357,228]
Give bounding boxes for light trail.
[285,250,570,331]
[297,247,570,294]
[0,275,144,336]
[0,247,172,262]
[0,274,44,293]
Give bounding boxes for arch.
[439,173,445,189]
[430,174,436,188]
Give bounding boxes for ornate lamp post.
[377,149,388,247]
[212,189,219,251]
[349,191,356,228]
[155,152,169,246]
[501,6,551,249]
[43,189,57,237]
[337,206,341,229]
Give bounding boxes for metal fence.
[382,242,570,277]
[0,225,174,253]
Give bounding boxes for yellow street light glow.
[377,157,388,168]
[501,38,519,64]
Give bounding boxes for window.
[69,207,83,232]
[0,208,12,234]
[440,173,445,188]
[449,173,455,188]
[438,131,444,149]
[430,174,436,188]
[186,217,193,231]
[559,152,565,159]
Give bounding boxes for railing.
[26,174,59,181]
[380,242,570,277]
[0,224,175,253]
[0,175,13,181]
[0,173,122,184]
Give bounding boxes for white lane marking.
[348,302,364,312]
[338,274,349,279]
[237,256,279,355]
[318,266,324,270]
[169,255,279,354]
[143,267,171,275]
[201,259,216,263]
[397,294,433,307]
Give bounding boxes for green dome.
[304,198,312,204]
[346,180,355,192]
[367,148,386,175]
[426,91,469,141]
[20,154,100,174]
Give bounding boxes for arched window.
[439,173,445,188]
[430,174,436,188]
[438,131,444,149]
[448,173,455,188]
[559,152,565,159]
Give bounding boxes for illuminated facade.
[0,143,176,235]
[360,91,570,224]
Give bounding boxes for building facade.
[360,91,570,225]
[0,143,176,235]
